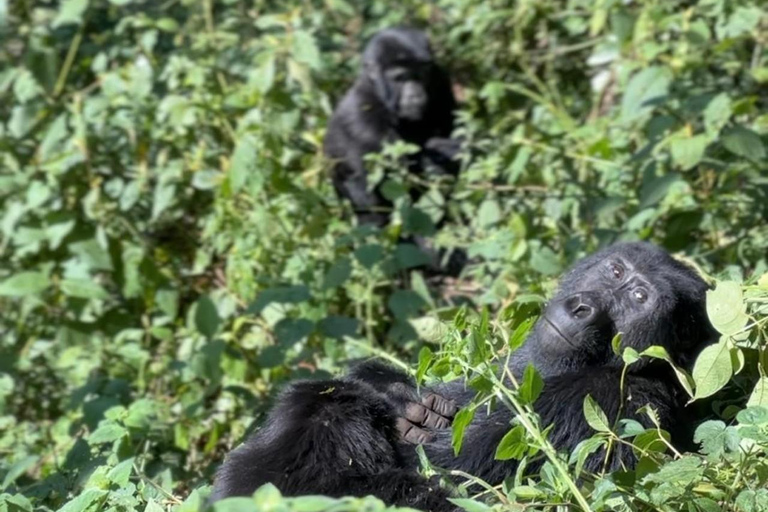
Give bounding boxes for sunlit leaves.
[692,341,733,400]
[621,67,672,122]
[706,281,748,335]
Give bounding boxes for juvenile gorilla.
[323,27,460,228]
[211,243,717,510]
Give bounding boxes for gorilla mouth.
[542,316,577,349]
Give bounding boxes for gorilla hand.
[397,392,457,444]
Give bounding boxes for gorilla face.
[531,242,717,374]
[362,28,435,122]
[385,64,429,120]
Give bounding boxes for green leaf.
[477,198,501,228]
[621,66,672,122]
[250,52,276,93]
[747,377,768,408]
[229,134,259,193]
[583,394,611,433]
[318,316,358,339]
[415,346,433,383]
[61,279,109,300]
[409,316,449,343]
[519,364,543,405]
[322,257,351,290]
[736,407,768,426]
[195,295,221,338]
[292,30,321,70]
[52,0,89,28]
[670,134,708,170]
[611,332,623,356]
[703,93,732,134]
[643,456,703,486]
[706,281,748,335]
[694,420,740,459]
[494,425,527,460]
[451,408,475,456]
[1,456,39,490]
[447,499,492,512]
[89,422,127,444]
[0,272,50,296]
[692,341,733,400]
[721,126,766,162]
[248,285,311,314]
[56,489,107,512]
[508,317,535,352]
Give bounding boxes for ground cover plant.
[1,0,767,511]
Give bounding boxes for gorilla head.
[361,28,436,121]
[528,242,718,376]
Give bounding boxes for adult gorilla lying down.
[211,243,717,510]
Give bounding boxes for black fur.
[323,27,459,228]
[211,243,717,511]
[322,28,464,277]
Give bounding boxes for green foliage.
[1,0,767,511]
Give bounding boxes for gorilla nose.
[564,294,596,321]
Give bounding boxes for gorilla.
[211,242,718,511]
[323,27,460,229]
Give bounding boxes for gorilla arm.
[419,366,683,482]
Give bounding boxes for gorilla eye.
[632,289,648,303]
[610,263,624,279]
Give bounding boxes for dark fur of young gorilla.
[211,243,718,511]
[322,28,463,277]
[323,27,459,228]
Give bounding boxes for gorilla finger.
[405,402,451,429]
[396,418,433,444]
[422,393,458,419]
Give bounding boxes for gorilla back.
[323,27,458,227]
[211,243,717,511]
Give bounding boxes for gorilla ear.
[364,61,395,112]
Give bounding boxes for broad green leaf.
[643,456,703,485]
[89,422,127,444]
[56,489,107,512]
[721,126,766,162]
[415,346,433,383]
[736,406,768,426]
[508,317,535,352]
[670,134,708,170]
[409,316,449,343]
[477,198,501,228]
[621,67,672,122]
[611,332,623,356]
[451,407,475,456]
[706,281,748,335]
[61,279,109,300]
[229,134,259,193]
[747,377,768,408]
[250,52,276,93]
[318,316,358,339]
[195,295,221,338]
[494,425,527,460]
[519,364,543,405]
[694,420,740,459]
[52,0,88,28]
[291,30,321,70]
[0,272,50,296]
[583,394,611,433]
[447,499,492,512]
[692,341,733,400]
[322,257,351,290]
[703,93,732,134]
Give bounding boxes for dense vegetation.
[1,0,767,511]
